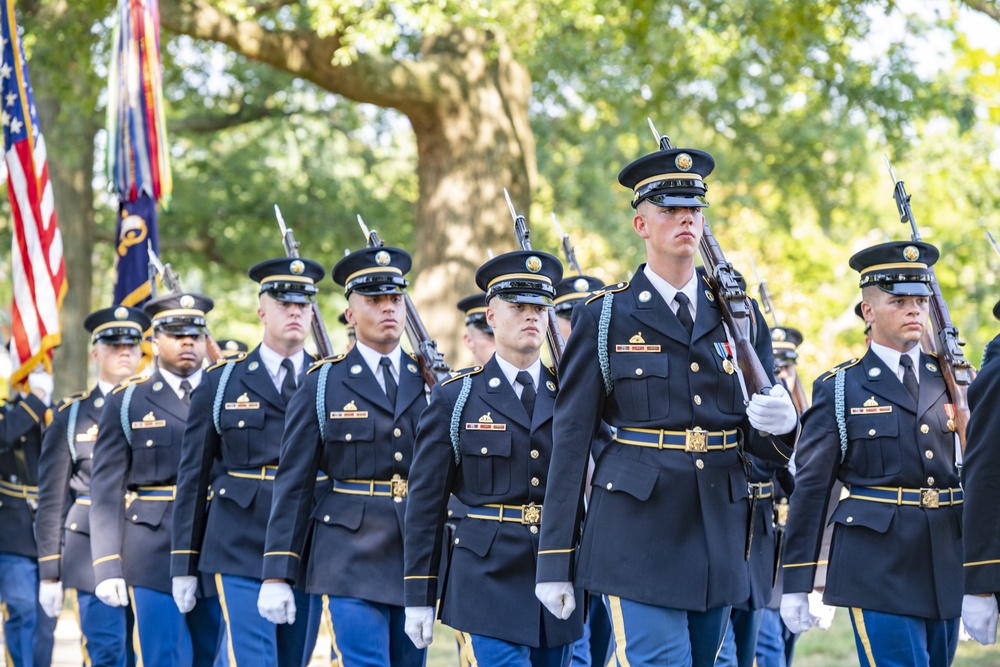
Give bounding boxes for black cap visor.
[347,274,409,297]
[261,280,318,304]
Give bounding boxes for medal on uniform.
[714,342,735,374]
[943,403,956,432]
[616,332,661,353]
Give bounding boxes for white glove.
[404,606,435,649]
[257,581,296,625]
[535,581,576,620]
[962,594,998,645]
[26,367,54,405]
[780,591,817,634]
[747,384,798,435]
[95,577,129,608]
[808,589,837,630]
[39,580,64,618]
[172,576,198,614]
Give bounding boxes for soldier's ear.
[633,211,649,239]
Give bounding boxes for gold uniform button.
[132,515,138,522]
[394,452,403,462]
[606,482,613,490]
[146,439,153,447]
[238,420,245,428]
[846,517,853,523]
[635,368,643,376]
[925,450,934,460]
[920,424,929,434]
[393,428,402,438]
[690,362,700,372]
[868,429,876,436]
[481,447,489,455]
[345,434,352,442]
[70,523,77,531]
[693,395,702,405]
[454,538,460,545]
[695,459,705,470]
[530,526,539,534]
[0,500,4,508]
[530,450,539,459]
[531,477,540,487]
[927,477,935,486]
[20,436,26,442]
[324,515,330,523]
[219,488,226,495]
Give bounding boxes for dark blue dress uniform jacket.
[961,335,1000,596]
[404,358,584,648]
[262,346,427,604]
[782,349,962,620]
[0,393,47,559]
[172,346,312,581]
[36,387,104,592]
[90,371,192,594]
[536,267,795,612]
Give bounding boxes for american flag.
[1,1,66,389]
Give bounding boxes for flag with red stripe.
[1,1,67,389]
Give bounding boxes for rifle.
[146,246,223,363]
[273,205,334,358]
[885,156,971,450]
[646,120,772,401]
[504,189,567,370]
[355,215,451,386]
[551,213,583,276]
[750,258,809,414]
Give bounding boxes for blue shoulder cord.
[598,292,614,396]
[835,368,848,462]
[448,376,473,465]
[66,400,80,465]
[212,362,237,435]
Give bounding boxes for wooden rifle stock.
[274,206,334,358]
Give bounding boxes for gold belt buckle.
[919,488,940,508]
[391,474,408,502]
[685,427,708,453]
[521,502,542,526]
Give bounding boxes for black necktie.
[179,380,192,407]
[674,292,694,337]
[899,355,919,402]
[380,356,398,407]
[516,370,536,420]
[280,358,297,404]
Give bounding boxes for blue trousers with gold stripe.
[129,586,227,667]
[714,608,763,667]
[216,574,321,667]
[461,633,572,667]
[848,608,958,667]
[323,596,425,667]
[604,595,730,667]
[0,552,56,667]
[77,590,127,667]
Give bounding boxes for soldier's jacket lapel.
[394,356,426,420]
[237,347,284,410]
[860,350,916,413]
[629,270,689,345]
[530,366,557,433]
[479,357,530,430]
[691,272,721,344]
[341,347,394,414]
[145,370,189,421]
[917,354,948,420]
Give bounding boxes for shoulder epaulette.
[57,389,92,413]
[442,365,483,386]
[407,351,418,361]
[821,358,861,381]
[307,353,348,374]
[206,352,247,373]
[927,351,939,359]
[112,374,150,395]
[585,281,629,305]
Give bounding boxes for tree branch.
[249,0,297,16]
[158,0,441,110]
[169,104,290,133]
[962,1,1000,23]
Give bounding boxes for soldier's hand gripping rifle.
[645,121,772,401]
[551,213,584,276]
[355,215,450,387]
[146,246,224,363]
[885,156,971,450]
[505,190,567,370]
[274,205,334,358]
[750,257,808,414]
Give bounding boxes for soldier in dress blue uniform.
[338,311,357,352]
[216,339,249,358]
[171,259,325,667]
[90,293,226,667]
[403,250,582,667]
[259,247,428,667]
[780,241,963,667]
[35,306,147,667]
[535,141,799,667]
[458,292,496,366]
[0,367,56,667]
[958,300,1000,645]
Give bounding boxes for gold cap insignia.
[114,306,129,320]
[863,396,878,407]
[375,250,391,266]
[290,259,305,274]
[903,245,920,262]
[225,340,239,351]
[479,412,494,423]
[142,411,156,422]
[772,328,786,342]
[629,332,646,344]
[573,278,589,292]
[525,256,542,273]
[180,294,196,309]
[344,400,358,411]
[237,393,250,403]
[675,153,693,171]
